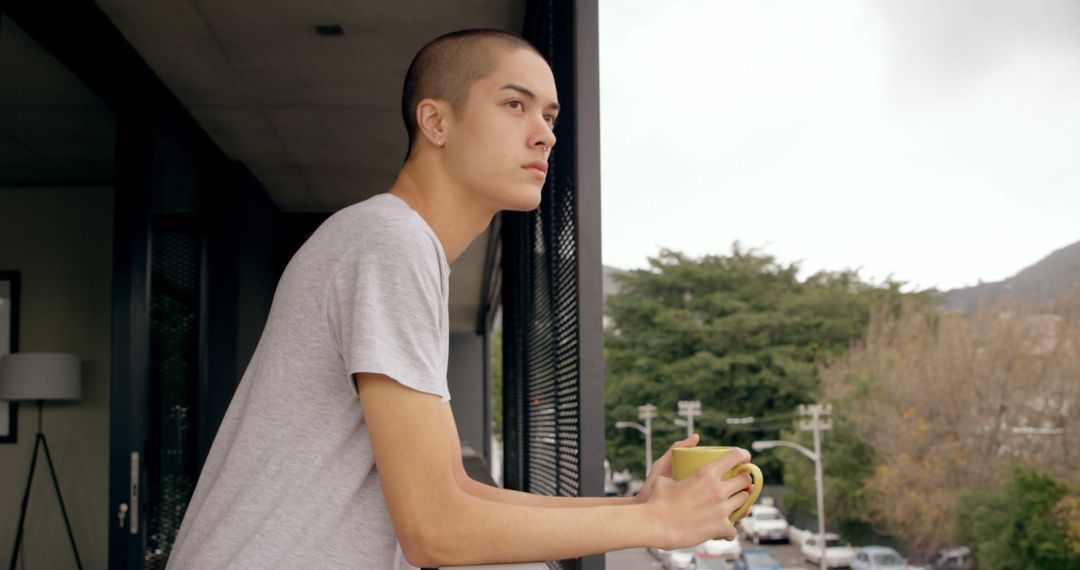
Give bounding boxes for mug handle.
[726,463,763,521]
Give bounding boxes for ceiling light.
[315,25,345,36]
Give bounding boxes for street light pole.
[677,400,701,439]
[809,406,827,570]
[639,404,656,472]
[616,403,658,477]
[753,438,825,570]
[799,403,832,570]
[753,403,832,570]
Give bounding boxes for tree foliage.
[775,397,881,544]
[604,246,919,479]
[818,292,1080,552]
[954,465,1080,570]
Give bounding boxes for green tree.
[1052,490,1080,558]
[774,397,880,543]
[816,294,1080,550]
[954,465,1080,570]
[604,245,916,480]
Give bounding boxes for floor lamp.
[0,353,83,570]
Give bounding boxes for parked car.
[661,538,743,569]
[802,533,857,568]
[906,546,972,570]
[692,538,743,568]
[788,525,812,545]
[664,545,698,570]
[737,505,790,544]
[851,546,907,570]
[734,548,783,570]
[695,552,737,570]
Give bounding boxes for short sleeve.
[326,223,449,401]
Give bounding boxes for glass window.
[874,552,903,564]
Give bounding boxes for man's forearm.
[420,487,661,567]
[464,478,639,507]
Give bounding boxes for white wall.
[0,186,113,569]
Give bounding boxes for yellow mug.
[672,446,763,521]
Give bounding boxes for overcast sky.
[598,0,1080,291]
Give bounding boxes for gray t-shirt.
[168,193,451,569]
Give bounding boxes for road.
[605,538,809,569]
[451,540,807,569]
[605,548,662,568]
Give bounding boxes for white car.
[802,533,856,568]
[851,546,907,570]
[663,545,697,569]
[737,505,790,544]
[694,538,742,567]
[663,538,742,569]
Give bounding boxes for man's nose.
[531,125,556,153]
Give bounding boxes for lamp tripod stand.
[9,399,83,570]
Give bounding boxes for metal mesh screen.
[503,2,583,568]
[145,222,200,569]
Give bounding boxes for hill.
[943,240,1080,313]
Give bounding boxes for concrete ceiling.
[94,0,526,212]
[91,0,521,333]
[1,2,519,333]
[0,17,115,186]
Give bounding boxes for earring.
[438,140,446,148]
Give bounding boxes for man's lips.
[523,161,548,177]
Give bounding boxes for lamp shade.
[0,353,81,401]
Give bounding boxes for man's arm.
[440,403,639,508]
[355,373,659,567]
[465,480,638,507]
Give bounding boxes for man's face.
[443,48,559,212]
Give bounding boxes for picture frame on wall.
[0,271,19,443]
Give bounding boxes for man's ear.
[416,98,452,147]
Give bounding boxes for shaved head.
[401,29,544,157]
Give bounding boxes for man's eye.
[545,115,557,126]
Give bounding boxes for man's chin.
[499,187,543,213]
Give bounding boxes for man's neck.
[388,159,496,265]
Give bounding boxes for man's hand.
[634,434,756,524]
[633,433,701,504]
[642,447,753,548]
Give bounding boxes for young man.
[168,29,754,569]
